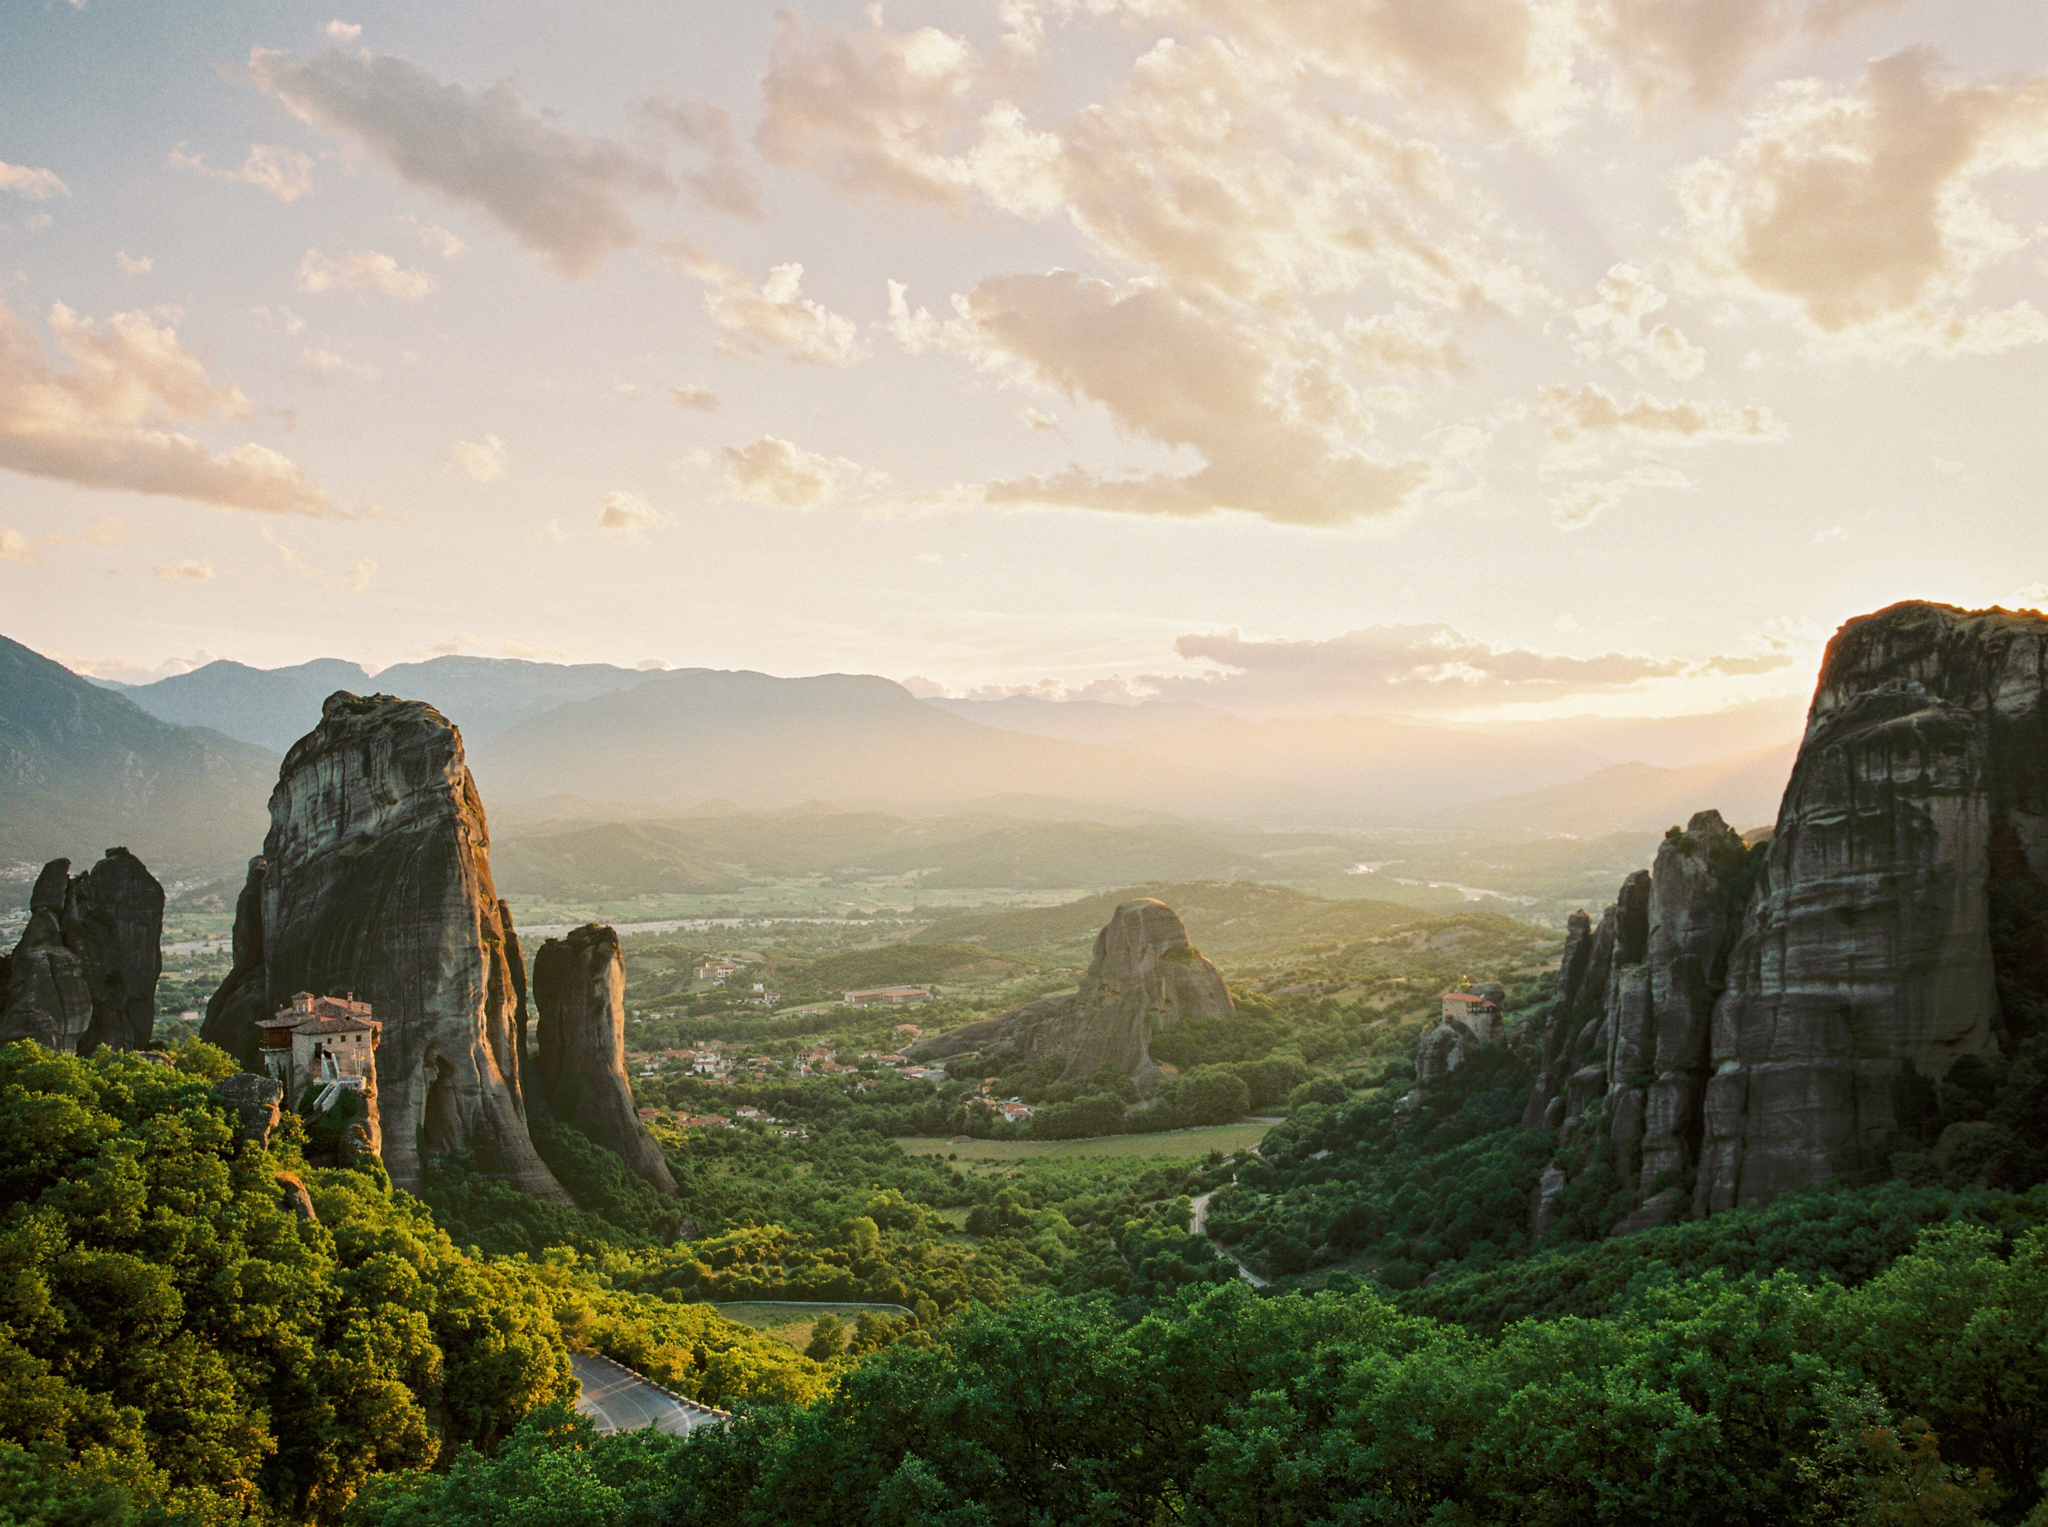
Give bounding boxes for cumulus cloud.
[1343,307,1470,376]
[595,490,664,537]
[1589,0,1901,111]
[400,216,466,259]
[0,162,68,200]
[963,271,1429,527]
[325,20,362,42]
[448,434,506,481]
[665,242,861,366]
[248,45,669,276]
[0,299,335,515]
[1680,50,2048,351]
[297,347,378,383]
[642,95,763,218]
[757,18,1533,314]
[1537,383,1784,443]
[1572,265,1705,380]
[296,248,434,299]
[720,436,861,509]
[154,559,214,581]
[669,383,720,411]
[169,143,315,202]
[115,251,152,276]
[1546,459,1692,528]
[0,528,35,564]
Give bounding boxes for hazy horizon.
[2,0,2040,728]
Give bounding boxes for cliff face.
[1697,601,2047,1212]
[532,924,676,1194]
[910,899,1231,1091]
[1519,601,2048,1236]
[206,692,569,1203]
[0,849,163,1053]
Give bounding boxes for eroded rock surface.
[909,899,1231,1093]
[1,848,163,1053]
[1697,602,2048,1212]
[207,692,569,1202]
[1521,601,2048,1232]
[533,923,676,1195]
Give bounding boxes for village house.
[843,985,932,1007]
[891,1022,922,1040]
[693,957,743,983]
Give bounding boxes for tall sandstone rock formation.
[201,693,570,1203]
[532,924,677,1195]
[909,898,1232,1091]
[1521,601,2048,1236]
[0,849,163,1053]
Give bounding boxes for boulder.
[1697,602,2048,1213]
[532,924,677,1195]
[908,899,1231,1094]
[221,693,570,1203]
[214,1072,284,1147]
[274,1171,317,1222]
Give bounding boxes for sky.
[0,0,2043,721]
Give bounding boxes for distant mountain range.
[3,637,1806,898]
[0,636,275,881]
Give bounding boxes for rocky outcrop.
[1414,983,1507,1083]
[202,693,570,1203]
[532,924,676,1194]
[1523,601,2048,1233]
[0,849,163,1053]
[908,899,1232,1093]
[1696,602,2048,1212]
[214,1072,284,1147]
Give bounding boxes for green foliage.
[346,1401,687,1527]
[0,1040,573,1523]
[803,1313,846,1361]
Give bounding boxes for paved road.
[570,1353,729,1437]
[1189,1191,1270,1288]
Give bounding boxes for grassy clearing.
[709,1300,914,1349]
[895,1120,1275,1162]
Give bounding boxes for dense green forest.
[8,887,2048,1527]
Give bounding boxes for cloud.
[1546,459,1691,528]
[1537,383,1783,443]
[1571,265,1705,380]
[1680,50,2048,351]
[963,271,1430,527]
[757,18,1533,315]
[1589,0,1901,111]
[325,20,361,42]
[115,251,152,276]
[297,347,379,383]
[400,215,466,259]
[267,529,373,591]
[669,383,720,411]
[154,559,214,581]
[0,299,335,515]
[1138,0,1584,137]
[248,45,670,276]
[642,95,763,218]
[0,528,35,564]
[595,490,664,537]
[1343,307,1471,376]
[720,437,862,509]
[0,162,69,200]
[169,143,315,202]
[1023,407,1058,430]
[296,248,434,299]
[448,434,506,481]
[665,243,861,366]
[955,620,1799,713]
